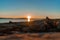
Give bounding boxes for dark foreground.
[0,18,60,35]
[0,17,60,40]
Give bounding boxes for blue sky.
[0,0,60,18]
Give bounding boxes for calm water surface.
[0,19,27,23]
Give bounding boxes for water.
[0,19,27,23]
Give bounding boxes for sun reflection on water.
[27,16,31,22]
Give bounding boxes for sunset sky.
[0,0,60,18]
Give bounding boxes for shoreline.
[0,19,60,36]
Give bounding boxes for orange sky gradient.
[0,15,60,19]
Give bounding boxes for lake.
[0,19,27,23]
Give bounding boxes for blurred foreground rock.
[0,33,60,40]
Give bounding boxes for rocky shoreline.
[0,17,60,36]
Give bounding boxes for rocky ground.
[0,19,60,40]
[0,32,60,40]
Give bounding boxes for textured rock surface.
[0,33,60,40]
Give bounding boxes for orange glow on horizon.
[0,16,60,19]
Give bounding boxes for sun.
[27,16,31,22]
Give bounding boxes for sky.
[0,0,60,18]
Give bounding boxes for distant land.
[0,18,38,20]
[0,17,60,20]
